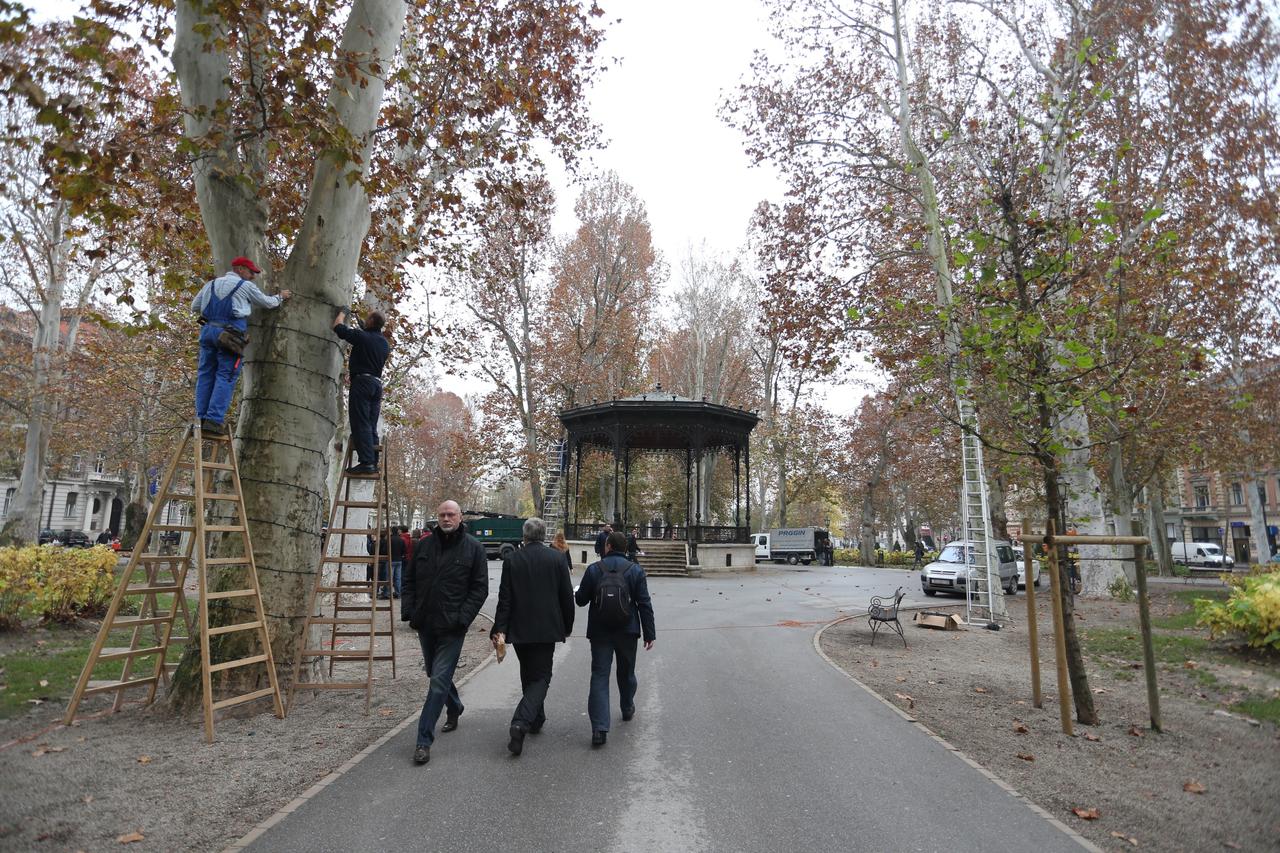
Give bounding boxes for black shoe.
[442,712,460,733]
[200,419,226,436]
[508,723,527,756]
[529,721,544,735]
[413,745,430,765]
[345,463,377,476]
[591,730,607,747]
[622,706,635,722]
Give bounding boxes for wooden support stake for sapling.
[1132,543,1162,733]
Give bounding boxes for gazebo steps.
[636,539,692,577]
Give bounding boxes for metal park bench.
[868,587,907,647]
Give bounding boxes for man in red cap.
[190,255,292,434]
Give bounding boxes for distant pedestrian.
[575,530,656,747]
[593,523,612,557]
[388,525,406,599]
[402,500,488,765]
[626,526,640,562]
[914,540,925,568]
[551,530,573,572]
[191,256,291,434]
[333,306,390,475]
[490,518,575,756]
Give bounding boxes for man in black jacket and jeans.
[334,307,389,475]
[402,500,488,765]
[490,517,574,756]
[575,530,656,747]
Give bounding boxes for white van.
[1170,541,1234,568]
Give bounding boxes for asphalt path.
[244,562,1087,852]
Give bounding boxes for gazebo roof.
[559,385,759,452]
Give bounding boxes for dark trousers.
[512,642,555,730]
[588,634,638,733]
[348,374,383,466]
[415,628,465,747]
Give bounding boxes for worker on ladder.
[333,306,390,475]
[191,255,291,435]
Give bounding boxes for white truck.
[752,527,829,565]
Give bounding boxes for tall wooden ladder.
[542,438,568,536]
[286,441,395,715]
[958,397,1008,625]
[65,421,284,742]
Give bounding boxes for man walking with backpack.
[575,530,656,747]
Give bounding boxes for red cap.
[230,256,262,274]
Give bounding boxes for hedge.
[0,545,119,627]
[1195,567,1280,651]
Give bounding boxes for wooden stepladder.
[286,441,396,715]
[65,421,284,742]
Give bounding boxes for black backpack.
[593,561,633,630]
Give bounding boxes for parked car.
[1170,541,1234,569]
[37,528,91,547]
[920,540,1018,597]
[1012,545,1042,589]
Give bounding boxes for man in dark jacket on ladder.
[402,500,488,765]
[333,307,390,475]
[575,530,656,747]
[191,256,291,434]
[490,517,574,757]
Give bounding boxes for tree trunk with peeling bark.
[167,0,408,708]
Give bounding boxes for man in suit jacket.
[491,517,575,756]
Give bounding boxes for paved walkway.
[239,564,1089,852]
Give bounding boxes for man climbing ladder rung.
[64,421,284,742]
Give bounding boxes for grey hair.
[522,517,547,542]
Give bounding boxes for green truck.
[462,510,525,560]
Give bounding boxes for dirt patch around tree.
[0,616,494,852]
[819,582,1280,852]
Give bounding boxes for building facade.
[0,450,127,538]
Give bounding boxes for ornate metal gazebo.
[559,386,759,564]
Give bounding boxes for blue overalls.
[194,280,247,425]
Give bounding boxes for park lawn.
[0,628,96,719]
[1081,587,1280,726]
[0,606,187,720]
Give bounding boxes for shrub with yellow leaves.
[1195,568,1280,651]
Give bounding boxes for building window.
[1193,484,1209,508]
[64,492,78,519]
[70,454,83,476]
[94,452,107,474]
[1259,482,1268,508]
[2,487,13,518]
[1231,483,1243,505]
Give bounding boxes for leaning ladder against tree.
[286,440,395,715]
[541,438,568,536]
[65,421,284,742]
[958,398,1008,625]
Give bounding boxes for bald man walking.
[401,500,488,765]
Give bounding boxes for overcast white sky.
[548,0,784,267]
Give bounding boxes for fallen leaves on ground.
[136,755,151,764]
[1109,831,1139,846]
[1014,723,1029,734]
[893,692,915,710]
[1017,752,1035,761]
[1072,807,1100,820]
[377,708,395,717]
[31,744,66,757]
[116,831,145,844]
[1127,725,1144,737]
[1183,780,1206,794]
[38,679,48,687]
[1084,732,1101,742]
[974,686,988,693]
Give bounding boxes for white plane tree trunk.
[168,0,408,704]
